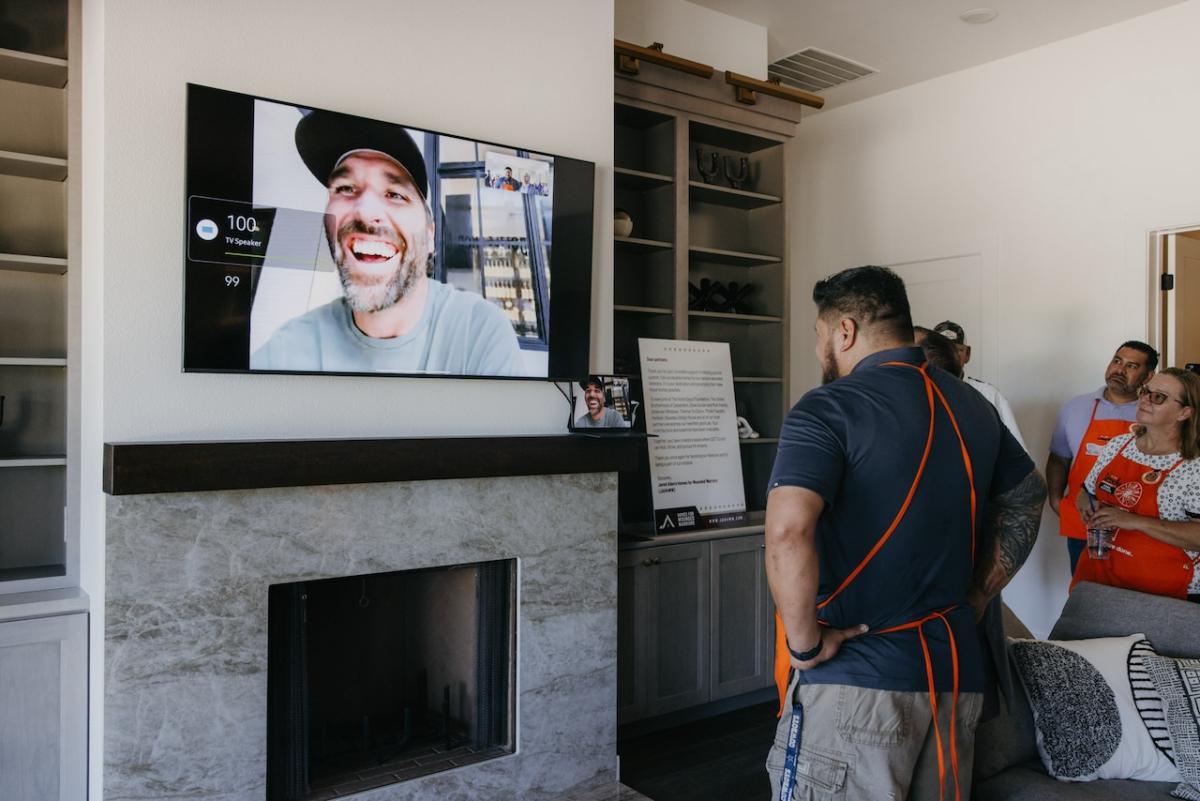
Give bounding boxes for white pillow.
[1010,634,1181,782]
[1142,655,1200,801]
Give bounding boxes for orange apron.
[1060,400,1135,540]
[771,362,975,801]
[1072,439,1194,599]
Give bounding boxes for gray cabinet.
[616,549,643,722]
[618,541,710,724]
[618,534,775,724]
[710,535,775,700]
[0,611,87,801]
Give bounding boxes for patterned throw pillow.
[1143,655,1200,801]
[1010,634,1181,782]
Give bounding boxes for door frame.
[1145,222,1200,359]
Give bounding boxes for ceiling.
[687,0,1188,109]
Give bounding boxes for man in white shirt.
[931,320,1027,451]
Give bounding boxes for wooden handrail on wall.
[725,71,825,109]
[612,40,826,110]
[614,39,715,79]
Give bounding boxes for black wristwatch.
[787,632,823,662]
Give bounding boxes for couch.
[973,582,1200,801]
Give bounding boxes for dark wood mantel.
[103,435,642,496]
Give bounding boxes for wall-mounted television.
[183,84,595,380]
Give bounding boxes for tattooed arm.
[967,468,1047,620]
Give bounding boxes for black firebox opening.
[266,559,515,801]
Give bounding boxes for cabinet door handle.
[651,557,661,565]
[641,558,654,567]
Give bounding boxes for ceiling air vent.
[768,47,876,94]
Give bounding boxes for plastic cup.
[1087,527,1115,560]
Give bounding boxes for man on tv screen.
[250,110,525,375]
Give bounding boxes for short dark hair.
[1117,340,1158,372]
[812,266,914,341]
[913,326,963,378]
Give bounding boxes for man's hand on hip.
[790,623,869,671]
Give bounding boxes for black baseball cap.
[579,375,605,392]
[933,320,966,344]
[294,109,428,200]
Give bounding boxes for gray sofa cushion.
[974,763,1179,801]
[1051,583,1200,658]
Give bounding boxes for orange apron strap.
[816,363,936,612]
[775,361,936,717]
[937,612,962,801]
[928,381,978,561]
[876,609,962,801]
[773,611,790,716]
[917,627,945,793]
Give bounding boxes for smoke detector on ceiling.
[959,7,998,24]
[767,47,877,94]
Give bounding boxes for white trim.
[1145,221,1200,361]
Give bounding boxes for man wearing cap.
[574,376,630,428]
[251,110,525,376]
[933,320,1027,451]
[1048,341,1157,572]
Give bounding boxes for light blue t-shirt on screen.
[251,279,526,376]
[575,407,630,429]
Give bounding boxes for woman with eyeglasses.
[1073,367,1200,601]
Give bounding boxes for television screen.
[183,84,595,379]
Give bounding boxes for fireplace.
[103,436,636,801]
[266,560,516,799]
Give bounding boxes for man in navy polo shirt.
[764,266,1045,801]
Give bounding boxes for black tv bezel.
[181,83,596,383]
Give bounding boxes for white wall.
[615,0,767,78]
[80,2,105,799]
[88,1,613,795]
[788,0,1200,636]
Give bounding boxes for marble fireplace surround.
[103,436,639,801]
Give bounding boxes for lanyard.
[778,698,804,801]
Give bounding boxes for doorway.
[1149,225,1200,369]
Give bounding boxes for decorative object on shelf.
[614,208,633,238]
[723,156,750,190]
[614,40,715,79]
[696,148,721,185]
[688,278,716,310]
[724,281,754,314]
[736,415,760,439]
[724,70,825,109]
[689,279,755,313]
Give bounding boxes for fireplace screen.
[266,559,516,800]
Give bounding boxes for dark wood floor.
[618,701,778,801]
